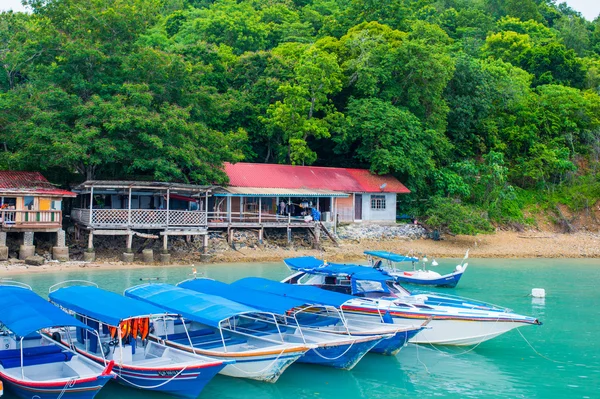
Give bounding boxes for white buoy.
[531,288,546,298]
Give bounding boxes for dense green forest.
[1,0,600,233]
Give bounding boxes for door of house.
[354,194,363,220]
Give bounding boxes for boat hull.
[345,312,536,346]
[392,271,464,288]
[369,328,422,355]
[166,340,305,383]
[114,362,224,399]
[298,338,381,370]
[0,372,111,399]
[407,318,530,345]
[71,348,225,399]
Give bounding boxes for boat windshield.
[385,281,411,297]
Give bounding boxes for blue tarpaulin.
[125,284,262,328]
[0,286,91,337]
[284,256,392,282]
[232,277,355,308]
[364,251,419,263]
[178,279,309,315]
[49,286,170,327]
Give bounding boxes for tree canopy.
[2,0,600,233]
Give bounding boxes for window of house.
[24,196,35,210]
[371,195,386,210]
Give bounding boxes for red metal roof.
[224,163,410,194]
[0,171,76,197]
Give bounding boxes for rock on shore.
[337,223,427,240]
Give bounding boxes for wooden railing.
[71,208,207,228]
[1,210,62,227]
[207,211,315,225]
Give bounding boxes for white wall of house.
[360,193,397,222]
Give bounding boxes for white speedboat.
[243,261,542,346]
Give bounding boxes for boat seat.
[194,337,246,349]
[166,328,214,341]
[0,346,74,369]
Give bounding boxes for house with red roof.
[216,162,410,224]
[0,171,76,261]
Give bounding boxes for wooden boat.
[178,278,400,367]
[124,283,311,382]
[364,250,468,288]
[0,282,113,399]
[238,275,542,346]
[48,282,229,399]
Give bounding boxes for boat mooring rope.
[56,378,76,399]
[118,366,187,389]
[227,349,287,376]
[311,340,356,361]
[514,324,567,364]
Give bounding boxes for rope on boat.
[310,340,356,361]
[117,366,187,389]
[56,378,76,399]
[227,349,287,376]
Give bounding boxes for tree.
[263,45,343,165]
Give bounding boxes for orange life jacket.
[139,318,150,340]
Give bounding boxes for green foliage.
[2,0,600,233]
[425,197,494,235]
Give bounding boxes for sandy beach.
[1,230,598,276]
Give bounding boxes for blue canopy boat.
[48,282,228,399]
[0,282,113,399]
[364,250,469,288]
[124,283,310,382]
[178,278,413,364]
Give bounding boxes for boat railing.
[409,290,510,312]
[0,279,32,290]
[49,280,98,294]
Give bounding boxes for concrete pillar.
[121,252,134,263]
[53,229,69,262]
[142,249,154,263]
[19,232,35,260]
[313,225,321,249]
[126,233,133,251]
[0,232,8,260]
[83,251,96,262]
[202,234,209,255]
[258,228,263,244]
[162,234,168,251]
[84,231,95,262]
[160,252,171,264]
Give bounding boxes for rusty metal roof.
[0,171,76,197]
[224,163,410,194]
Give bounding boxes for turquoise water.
[2,258,599,398]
